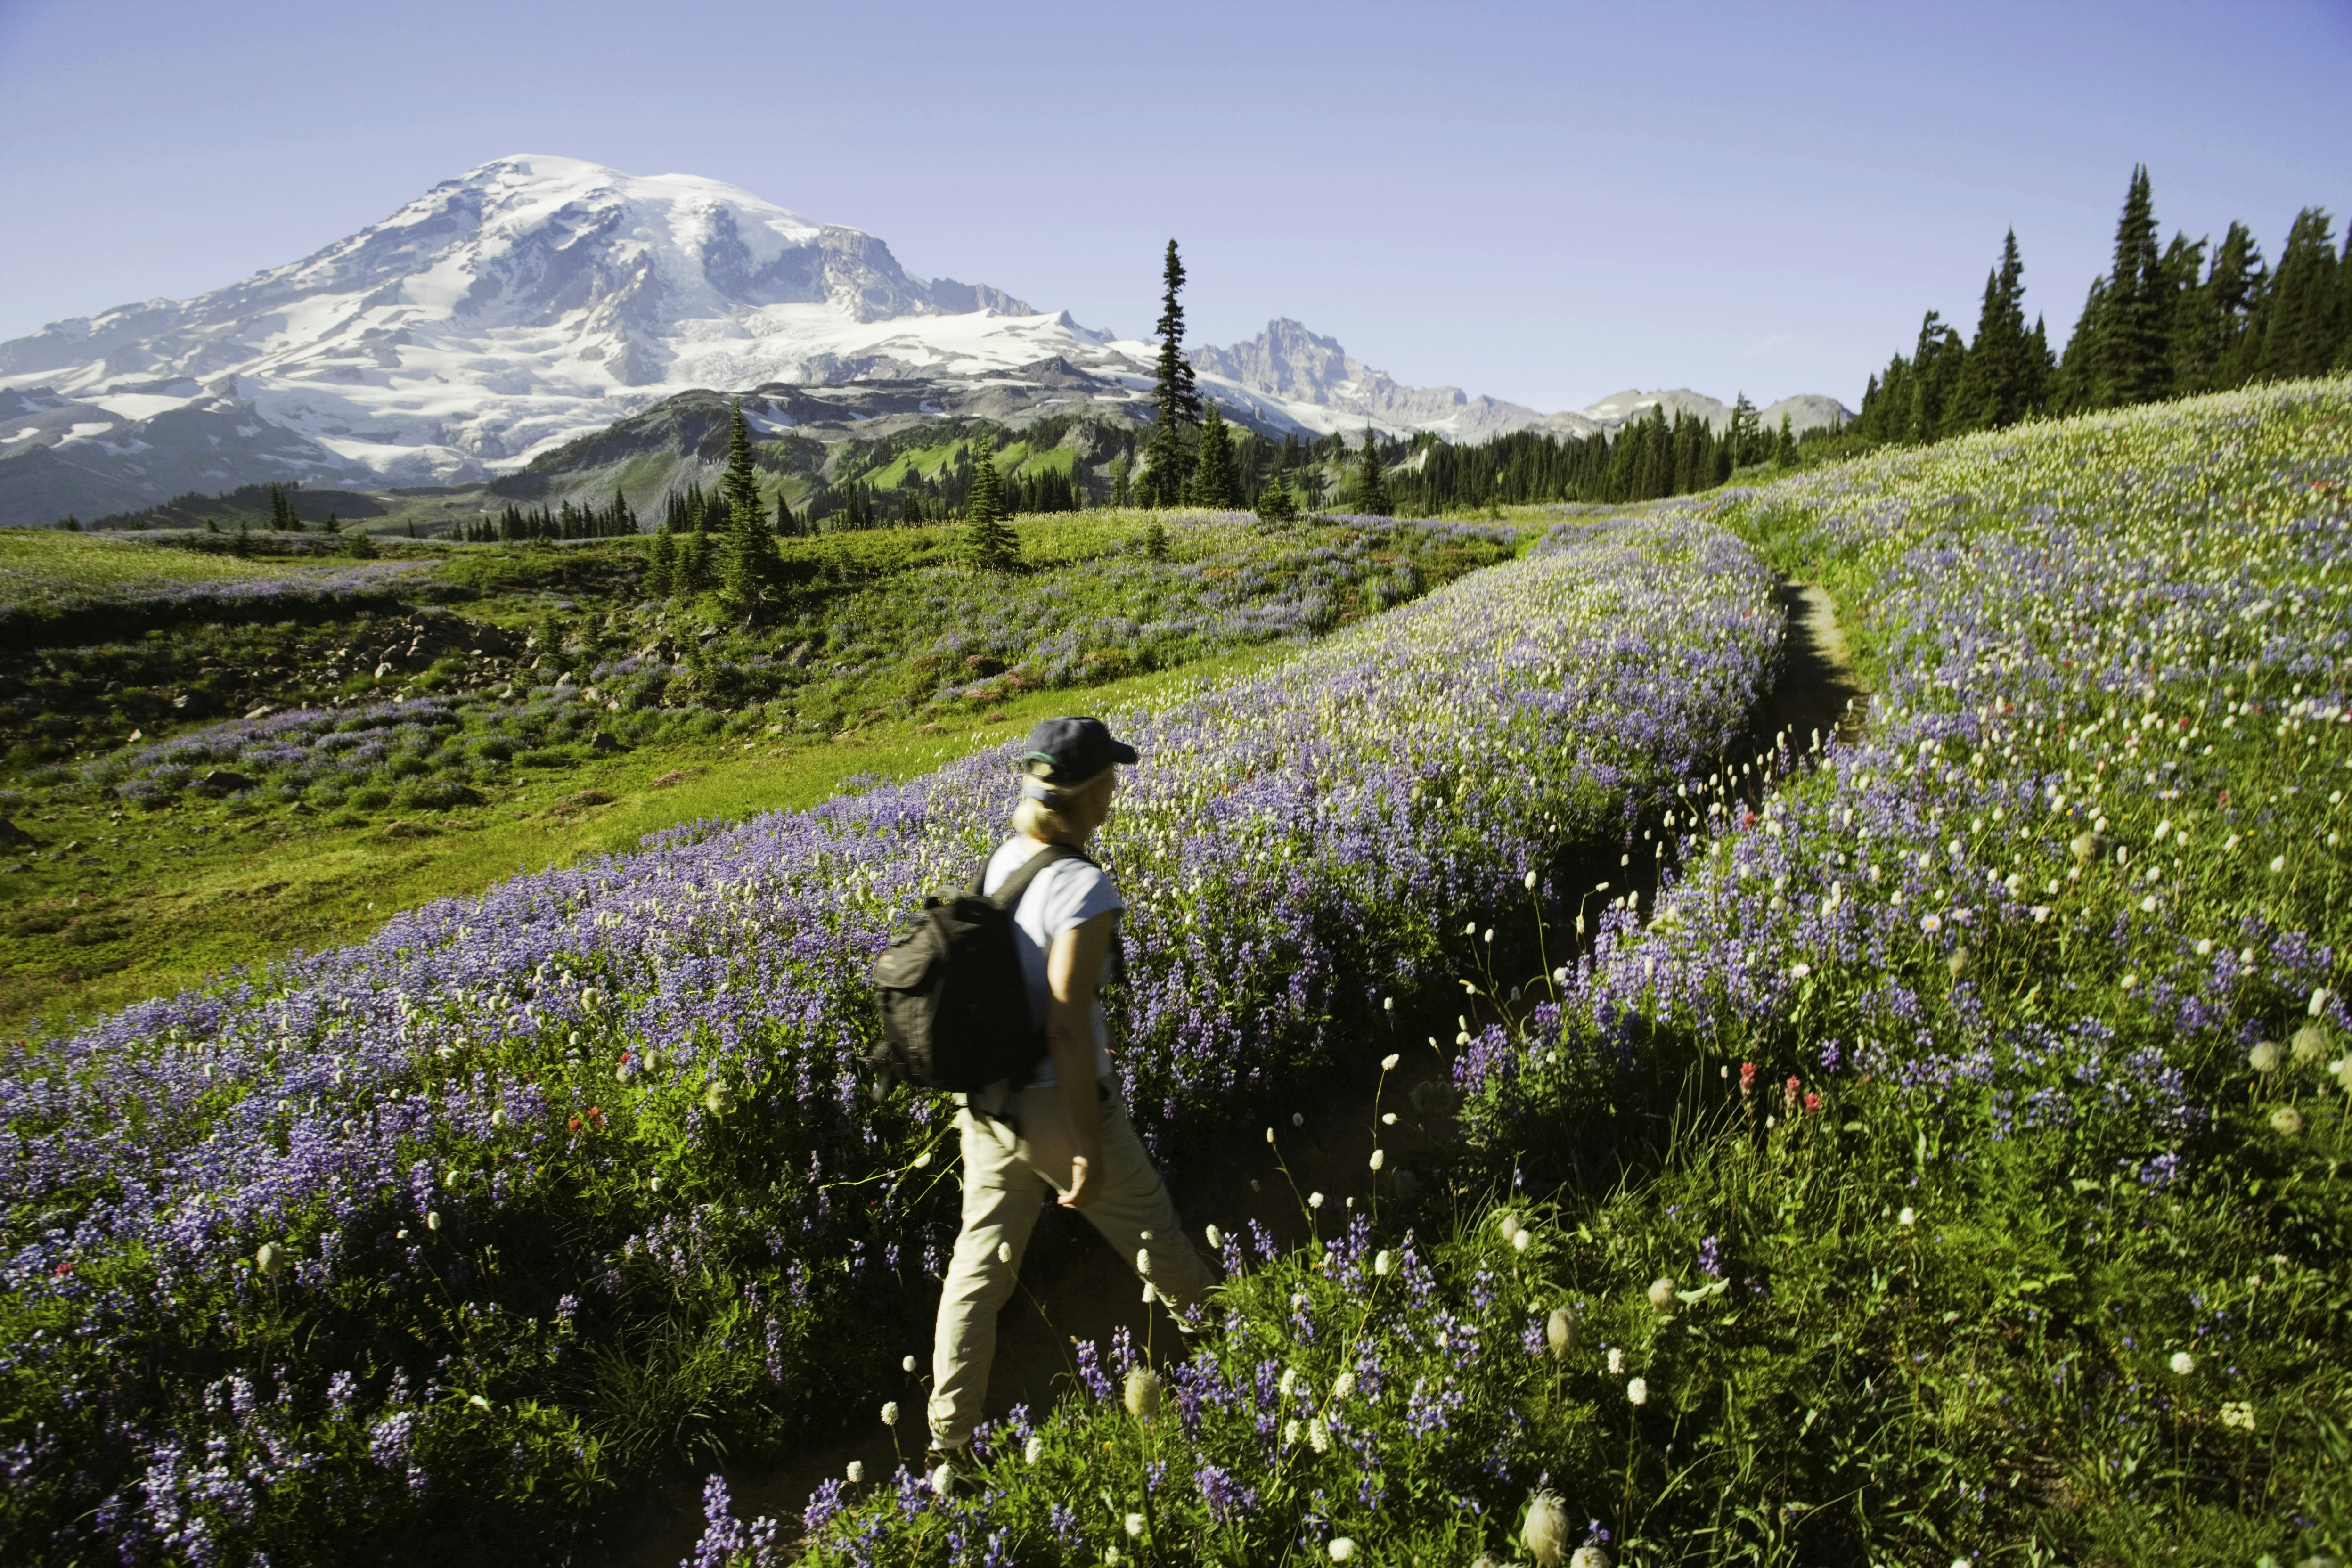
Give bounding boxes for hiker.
[925,716,1211,1466]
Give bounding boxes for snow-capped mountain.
[0,155,1852,526]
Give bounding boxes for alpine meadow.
[0,142,2350,1568]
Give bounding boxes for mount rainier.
[0,155,1848,526]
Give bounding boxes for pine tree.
[1354,425,1392,516]
[2093,165,2170,408]
[1949,230,2038,431]
[2248,207,2344,381]
[774,491,800,537]
[1772,413,1798,466]
[718,399,780,611]
[1726,392,1763,467]
[964,437,1018,569]
[1141,518,1170,560]
[1193,403,1241,509]
[676,531,706,593]
[346,527,377,559]
[1140,240,1202,506]
[322,511,342,535]
[646,525,676,596]
[1255,477,1298,524]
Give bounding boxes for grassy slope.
[0,643,1304,1037]
[2,507,1528,1033]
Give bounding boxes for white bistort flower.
[1547,1305,1577,1359]
[1124,1366,1164,1421]
[1522,1489,1569,1567]
[1329,1540,1356,1563]
[2170,1351,2197,1376]
[845,1460,864,1483]
[1627,1376,1649,1406]
[1647,1276,1677,1310]
[1024,1435,1044,1464]
[880,1401,899,1426]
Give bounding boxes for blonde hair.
[1011,761,1116,842]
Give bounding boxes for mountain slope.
[0,155,1854,526]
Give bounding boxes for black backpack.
[867,843,1088,1093]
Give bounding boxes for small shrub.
[348,784,392,809]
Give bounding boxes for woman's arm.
[1045,907,1119,1209]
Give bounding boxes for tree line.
[458,495,641,543]
[1853,166,2352,445]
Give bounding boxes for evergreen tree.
[718,400,780,611]
[1354,425,1393,515]
[1140,240,1202,506]
[775,491,800,537]
[676,531,707,593]
[1772,412,1798,467]
[346,527,377,559]
[2185,221,2265,391]
[646,525,677,597]
[322,511,341,535]
[1110,457,1132,508]
[1141,518,1170,560]
[2088,165,2170,408]
[2248,207,2345,381]
[1948,229,2040,431]
[1254,477,1298,524]
[1193,403,1241,509]
[1726,392,1764,467]
[964,437,1018,569]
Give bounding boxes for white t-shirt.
[981,835,1123,1086]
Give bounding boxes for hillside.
[0,508,1515,1030]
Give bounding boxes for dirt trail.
[601,579,1870,1566]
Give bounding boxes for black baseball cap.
[1022,716,1138,781]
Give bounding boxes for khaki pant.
[927,1079,1210,1448]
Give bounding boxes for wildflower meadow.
[7,379,2347,1567]
[0,513,1776,1563]
[757,379,2352,1567]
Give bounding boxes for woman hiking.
[925,716,1211,1470]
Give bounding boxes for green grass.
[0,528,351,596]
[0,637,1300,1035]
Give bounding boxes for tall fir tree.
[1192,403,1241,509]
[1948,230,2041,431]
[718,400,780,610]
[646,525,676,597]
[1725,392,1764,468]
[1354,425,1392,516]
[2182,221,2266,392]
[2089,165,2170,408]
[964,437,1018,569]
[1140,240,1202,506]
[2248,207,2345,381]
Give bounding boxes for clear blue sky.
[1,0,2346,412]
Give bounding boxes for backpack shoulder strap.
[986,841,1088,914]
